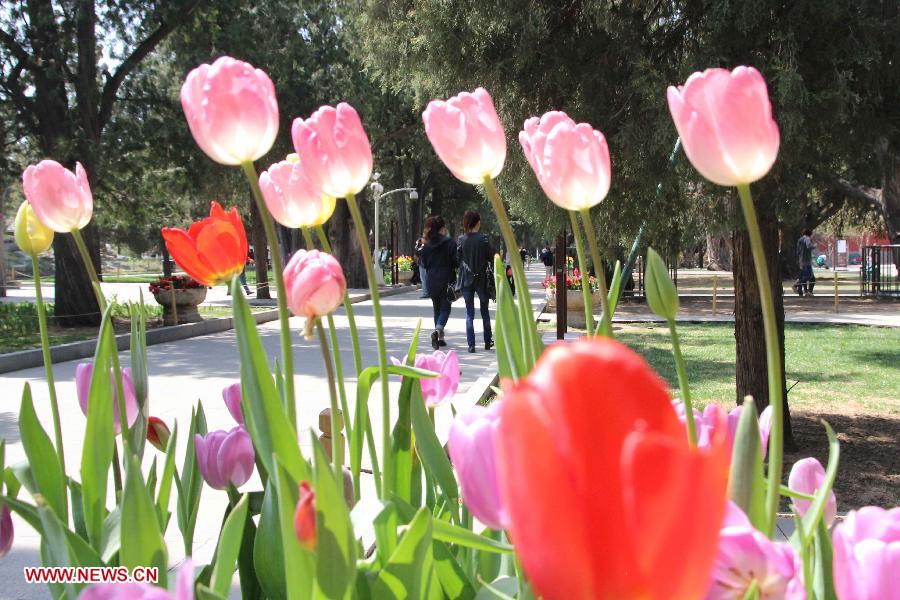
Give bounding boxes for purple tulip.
[79,559,193,599]
[222,382,244,425]
[392,350,460,407]
[75,363,139,435]
[447,403,506,530]
[832,506,900,600]
[194,427,255,490]
[705,502,805,599]
[788,457,837,527]
[673,401,772,456]
[0,505,13,558]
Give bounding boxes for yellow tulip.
[14,201,54,256]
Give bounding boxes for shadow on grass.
[850,349,900,371]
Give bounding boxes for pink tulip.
[422,88,507,184]
[448,403,505,529]
[0,505,12,558]
[80,559,194,600]
[393,350,460,407]
[181,56,278,166]
[194,427,255,490]
[832,506,900,600]
[291,103,373,198]
[222,382,244,425]
[519,111,611,210]
[22,160,93,232]
[283,249,346,337]
[75,363,139,435]
[705,502,805,599]
[674,401,772,456]
[788,457,837,526]
[667,67,780,186]
[259,157,335,228]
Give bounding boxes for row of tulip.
[3,51,897,600]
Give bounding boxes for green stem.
[315,225,363,376]
[315,320,343,482]
[71,229,105,312]
[31,254,66,478]
[482,177,538,366]
[736,183,784,539]
[579,208,614,337]
[240,161,296,427]
[567,211,595,335]
[668,319,697,446]
[345,193,392,499]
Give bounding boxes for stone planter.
[397,270,414,284]
[152,287,207,326]
[547,289,597,329]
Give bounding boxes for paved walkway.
[0,267,547,598]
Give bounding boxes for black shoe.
[438,339,447,347]
[485,340,494,350]
[431,330,440,350]
[468,345,476,353]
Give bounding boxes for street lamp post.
[369,172,418,286]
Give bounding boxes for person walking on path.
[457,210,494,354]
[421,215,457,349]
[793,228,816,297]
[540,243,554,279]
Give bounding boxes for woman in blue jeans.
[420,215,457,349]
[456,210,493,353]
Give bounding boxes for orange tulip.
[162,201,248,286]
[496,338,730,600]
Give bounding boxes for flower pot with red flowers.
[149,275,207,326]
[542,269,599,328]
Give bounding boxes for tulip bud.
[283,249,346,338]
[14,201,54,257]
[75,363,139,435]
[294,481,316,551]
[413,350,460,408]
[22,160,93,232]
[644,247,679,321]
[146,416,171,452]
[195,427,255,490]
[259,158,336,228]
[0,505,13,558]
[788,457,837,527]
[448,403,506,530]
[222,382,244,425]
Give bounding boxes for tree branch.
[832,177,882,208]
[97,0,204,129]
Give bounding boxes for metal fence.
[860,245,900,297]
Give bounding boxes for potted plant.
[542,269,600,328]
[396,254,415,284]
[149,275,207,325]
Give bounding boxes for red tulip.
[497,338,730,600]
[161,201,248,287]
[147,416,171,452]
[294,481,316,551]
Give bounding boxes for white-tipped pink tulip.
[222,382,244,425]
[75,363,139,435]
[291,103,373,198]
[422,88,506,184]
[519,111,611,210]
[788,457,837,527]
[22,160,93,232]
[667,67,780,186]
[181,56,279,165]
[259,157,336,228]
[283,249,347,337]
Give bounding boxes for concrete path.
[0,267,546,598]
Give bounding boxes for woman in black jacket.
[456,210,493,353]
[420,215,457,350]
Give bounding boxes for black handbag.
[446,281,460,303]
[486,264,496,301]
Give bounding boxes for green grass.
[615,323,900,416]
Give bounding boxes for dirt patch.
[784,411,900,510]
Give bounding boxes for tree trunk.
[732,194,795,451]
[878,138,900,243]
[328,199,368,288]
[0,188,6,297]
[54,227,101,326]
[705,233,733,271]
[249,199,271,299]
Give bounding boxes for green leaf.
[80,306,117,547]
[372,507,436,599]
[121,452,168,586]
[373,501,400,570]
[156,422,178,530]
[196,584,229,600]
[493,255,526,381]
[100,507,121,563]
[313,436,357,599]
[410,386,459,509]
[728,398,767,530]
[606,260,623,316]
[473,577,518,600]
[433,540,475,599]
[812,517,837,600]
[19,383,67,522]
[38,504,76,598]
[4,465,20,499]
[273,457,314,600]
[129,299,150,458]
[644,247,679,320]
[68,478,88,540]
[231,279,309,484]
[210,493,249,597]
[431,520,514,554]
[390,323,423,503]
[177,404,206,555]
[254,482,287,600]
